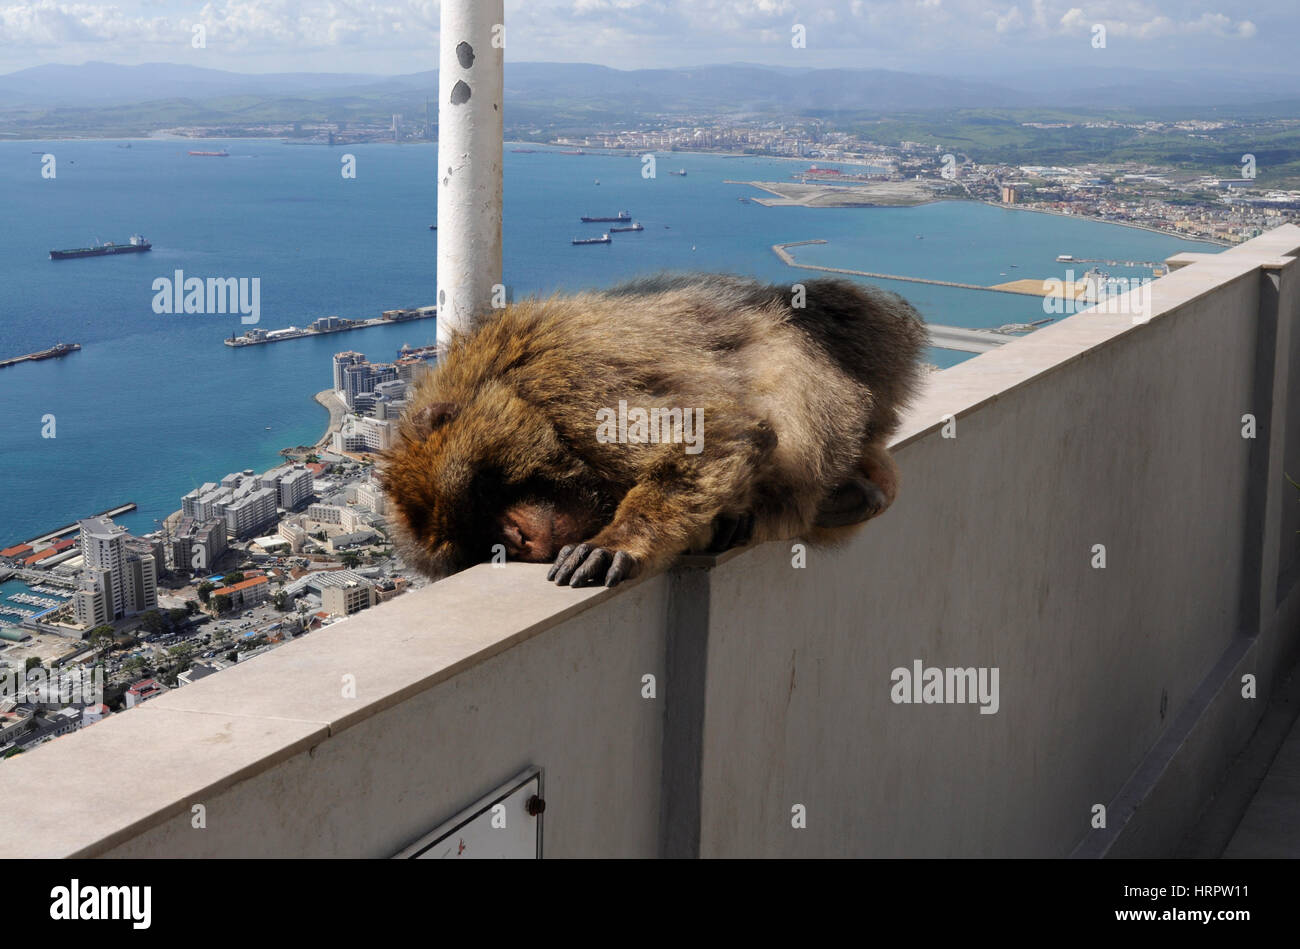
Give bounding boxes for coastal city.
[553,120,1298,246]
[0,342,436,758]
[153,111,1300,247]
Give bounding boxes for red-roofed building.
[208,575,271,612]
[124,679,167,708]
[0,543,33,559]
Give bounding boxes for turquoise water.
[0,140,1219,544]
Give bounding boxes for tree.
[140,610,165,635]
[340,551,361,569]
[226,651,239,664]
[273,591,290,612]
[185,600,200,615]
[212,594,232,615]
[197,581,216,604]
[305,453,320,464]
[24,656,42,672]
[221,572,245,585]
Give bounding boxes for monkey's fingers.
[706,514,741,552]
[546,545,578,582]
[605,551,637,587]
[733,512,756,546]
[569,548,613,587]
[550,543,593,585]
[814,477,888,528]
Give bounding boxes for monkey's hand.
[701,511,756,553]
[547,543,638,588]
[547,416,775,588]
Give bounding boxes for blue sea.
[0,139,1220,546]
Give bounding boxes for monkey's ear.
[413,401,461,432]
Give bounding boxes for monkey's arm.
[547,420,775,587]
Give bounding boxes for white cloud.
[0,0,1279,72]
[994,6,1023,34]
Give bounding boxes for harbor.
[7,502,137,551]
[772,239,1092,299]
[771,241,1016,354]
[0,341,80,369]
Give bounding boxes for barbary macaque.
[381,274,927,587]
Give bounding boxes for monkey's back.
[420,273,925,531]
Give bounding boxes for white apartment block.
[331,416,396,453]
[224,487,278,539]
[355,479,388,516]
[261,464,315,510]
[322,581,375,617]
[76,518,158,623]
[306,504,366,532]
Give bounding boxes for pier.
[0,342,81,370]
[1056,255,1160,267]
[772,240,1038,295]
[771,241,1019,353]
[13,502,137,550]
[225,308,435,348]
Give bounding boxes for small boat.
[265,426,272,431]
[594,179,600,185]
[429,224,437,230]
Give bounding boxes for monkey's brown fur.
[381,274,928,586]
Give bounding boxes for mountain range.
[3,60,1300,116]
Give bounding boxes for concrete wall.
[1,226,1298,859]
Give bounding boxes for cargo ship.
[572,234,612,245]
[608,222,644,232]
[580,211,631,223]
[50,235,151,260]
[188,150,229,157]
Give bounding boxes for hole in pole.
[456,42,475,69]
[450,80,471,105]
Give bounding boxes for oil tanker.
[50,235,151,260]
[580,210,631,223]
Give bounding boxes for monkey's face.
[498,493,603,563]
[381,386,612,579]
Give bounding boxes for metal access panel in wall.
[393,768,544,859]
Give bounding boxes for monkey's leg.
[814,439,899,528]
[549,422,775,587]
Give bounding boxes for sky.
[0,0,1295,77]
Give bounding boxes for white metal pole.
[437,0,504,344]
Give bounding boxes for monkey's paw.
[704,511,755,553]
[546,543,639,588]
